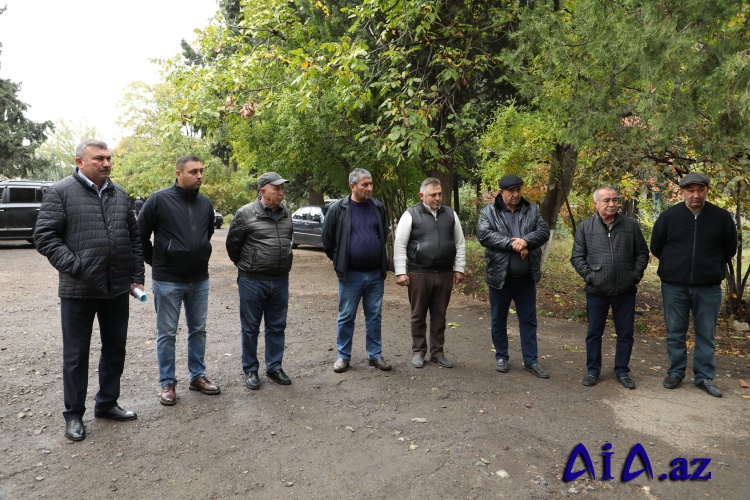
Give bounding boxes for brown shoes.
[189,376,221,395]
[160,383,176,406]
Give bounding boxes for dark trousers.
[585,292,635,377]
[489,277,538,365]
[407,271,454,357]
[60,294,129,421]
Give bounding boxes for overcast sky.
[0,0,219,145]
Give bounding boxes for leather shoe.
[333,358,349,373]
[495,359,509,373]
[94,405,137,421]
[524,363,550,379]
[617,376,636,389]
[663,374,683,389]
[696,379,723,398]
[245,371,260,390]
[412,354,425,368]
[582,374,598,387]
[65,418,85,441]
[189,376,221,395]
[368,357,392,371]
[267,369,292,385]
[430,355,453,368]
[160,383,176,406]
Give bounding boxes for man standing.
[394,178,466,369]
[570,187,650,389]
[226,172,293,390]
[477,174,550,378]
[34,140,144,441]
[322,168,391,373]
[650,172,737,397]
[138,155,221,406]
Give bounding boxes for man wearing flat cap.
[227,172,294,390]
[650,172,737,397]
[477,174,551,378]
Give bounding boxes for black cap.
[677,172,710,188]
[499,174,524,190]
[258,172,289,189]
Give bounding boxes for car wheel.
[292,236,299,249]
[215,222,222,229]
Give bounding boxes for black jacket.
[650,201,737,286]
[322,195,389,281]
[34,170,145,299]
[225,199,293,280]
[137,182,214,282]
[477,196,549,289]
[570,213,649,295]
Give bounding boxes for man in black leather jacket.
[477,174,550,378]
[34,140,144,441]
[570,187,649,389]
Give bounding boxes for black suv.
[0,180,54,243]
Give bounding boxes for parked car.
[214,209,224,229]
[291,205,328,248]
[0,180,53,243]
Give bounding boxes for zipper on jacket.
[690,214,698,284]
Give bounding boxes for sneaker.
[333,358,349,373]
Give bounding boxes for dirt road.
[1,230,749,499]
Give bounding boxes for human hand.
[396,274,409,286]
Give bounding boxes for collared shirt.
[77,170,110,198]
[260,199,283,221]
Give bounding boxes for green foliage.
[35,119,101,181]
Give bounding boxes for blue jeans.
[585,292,635,377]
[489,277,539,365]
[153,279,209,386]
[661,283,722,384]
[337,269,384,360]
[238,276,289,373]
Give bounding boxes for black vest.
[406,203,457,272]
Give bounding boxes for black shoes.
[495,359,509,373]
[245,371,260,390]
[412,354,425,368]
[663,374,683,389]
[65,418,86,441]
[368,357,392,371]
[94,405,138,421]
[267,369,292,385]
[524,363,550,379]
[617,376,636,389]
[696,379,723,398]
[430,355,453,368]
[582,374,598,387]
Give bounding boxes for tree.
[35,119,101,181]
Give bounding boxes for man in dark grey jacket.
[138,155,220,406]
[34,140,145,442]
[477,174,550,378]
[226,172,293,390]
[571,187,649,389]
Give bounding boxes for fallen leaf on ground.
[740,379,749,388]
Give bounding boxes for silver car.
[291,205,328,248]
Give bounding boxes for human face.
[176,161,204,191]
[500,186,522,211]
[594,188,619,223]
[75,146,112,188]
[260,182,285,209]
[419,183,442,210]
[681,184,708,210]
[350,176,373,203]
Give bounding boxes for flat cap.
[677,172,710,188]
[258,172,289,189]
[498,174,524,190]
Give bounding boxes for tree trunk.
[431,162,455,210]
[538,143,578,266]
[307,187,324,205]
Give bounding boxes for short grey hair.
[593,186,618,202]
[348,168,372,186]
[420,178,441,194]
[75,139,109,158]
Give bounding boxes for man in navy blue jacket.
[650,172,737,397]
[138,156,220,406]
